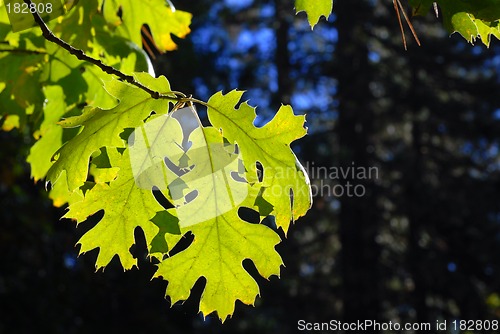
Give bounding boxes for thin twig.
[393,0,407,50]
[23,0,180,101]
[141,26,159,60]
[397,0,421,46]
[393,0,421,50]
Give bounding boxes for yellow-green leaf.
[295,0,333,29]
[411,0,500,46]
[103,0,192,52]
[155,206,282,322]
[64,148,166,270]
[27,85,67,181]
[207,91,312,234]
[46,73,175,191]
[129,101,288,320]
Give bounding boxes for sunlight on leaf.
[295,0,333,29]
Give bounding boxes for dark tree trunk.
[405,62,429,324]
[274,0,292,106]
[335,0,382,324]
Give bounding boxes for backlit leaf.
[64,148,166,269]
[295,0,333,29]
[155,207,282,322]
[46,73,175,191]
[103,0,192,52]
[410,0,500,46]
[149,107,283,321]
[207,91,312,234]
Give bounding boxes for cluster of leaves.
[2,0,497,323]
[410,0,500,46]
[0,0,313,321]
[295,0,500,47]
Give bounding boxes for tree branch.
[23,0,179,100]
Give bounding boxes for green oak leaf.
[207,91,312,234]
[50,0,152,71]
[63,0,80,11]
[89,148,121,183]
[51,0,100,52]
[475,19,500,47]
[169,126,248,228]
[136,101,291,320]
[78,66,117,109]
[155,112,283,321]
[46,73,175,191]
[103,0,192,52]
[27,85,67,181]
[1,3,311,320]
[155,208,282,322]
[27,44,139,186]
[4,0,65,33]
[128,106,250,229]
[449,11,479,43]
[149,210,182,258]
[64,147,172,269]
[48,171,84,207]
[0,51,45,128]
[0,1,149,133]
[295,0,333,29]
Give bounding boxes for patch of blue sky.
[260,3,275,18]
[290,76,337,128]
[228,59,242,87]
[485,53,500,76]
[212,57,241,87]
[224,0,253,11]
[245,87,272,109]
[461,142,473,155]
[461,138,500,171]
[494,109,500,120]
[189,0,338,132]
[369,51,381,63]
[290,91,308,109]
[206,1,225,18]
[471,45,483,56]
[255,27,275,56]
[234,26,275,58]
[193,77,210,101]
[214,56,229,70]
[313,23,338,43]
[253,63,278,92]
[191,25,230,54]
[318,76,337,97]
[235,28,255,52]
[289,32,335,70]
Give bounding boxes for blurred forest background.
[2,0,500,333]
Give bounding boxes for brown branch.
[397,0,421,47]
[23,0,179,101]
[393,0,421,50]
[393,0,407,50]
